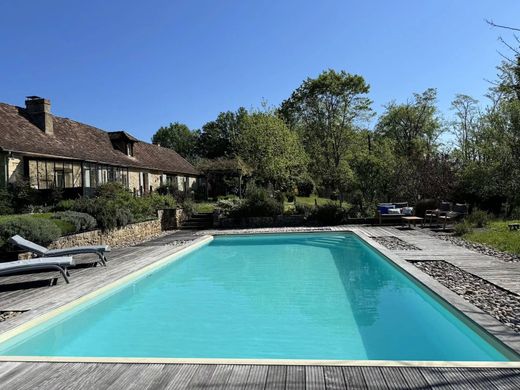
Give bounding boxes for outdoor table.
[402,216,424,229]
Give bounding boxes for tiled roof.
[0,102,198,176]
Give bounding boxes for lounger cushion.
[0,257,75,271]
[46,245,110,256]
[402,207,414,215]
[8,235,49,255]
[377,205,395,214]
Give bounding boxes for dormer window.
[108,131,138,157]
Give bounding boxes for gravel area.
[0,311,24,323]
[164,240,193,247]
[412,260,520,333]
[426,231,520,263]
[370,236,420,250]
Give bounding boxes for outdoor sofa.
[0,257,75,284]
[9,235,110,266]
[375,202,414,225]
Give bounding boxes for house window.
[28,159,83,190]
[126,143,134,156]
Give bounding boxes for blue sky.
[1,1,519,142]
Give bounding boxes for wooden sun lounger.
[9,235,110,266]
[0,257,75,284]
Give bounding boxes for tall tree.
[152,122,198,160]
[197,108,248,159]
[376,88,443,159]
[450,94,481,162]
[235,112,308,190]
[279,69,373,194]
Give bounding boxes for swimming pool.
[0,233,517,361]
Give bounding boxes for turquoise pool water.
[0,233,516,361]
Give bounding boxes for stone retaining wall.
[49,219,163,249]
[48,208,189,250]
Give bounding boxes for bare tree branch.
[486,19,520,32]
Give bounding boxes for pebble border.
[411,260,520,333]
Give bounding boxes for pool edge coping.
[1,227,520,368]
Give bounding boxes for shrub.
[294,202,313,217]
[0,188,13,215]
[52,211,97,233]
[0,216,61,251]
[466,208,490,228]
[180,200,195,216]
[511,206,520,220]
[54,199,77,211]
[309,203,347,225]
[215,198,240,213]
[227,185,283,218]
[297,176,315,197]
[454,221,472,236]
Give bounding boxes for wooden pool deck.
[1,227,520,389]
[1,361,520,389]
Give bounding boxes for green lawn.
[294,196,333,207]
[193,202,216,213]
[464,220,520,255]
[194,196,345,214]
[285,196,348,211]
[0,213,75,235]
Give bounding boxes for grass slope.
[464,220,520,255]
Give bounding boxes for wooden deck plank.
[285,365,305,390]
[488,368,520,389]
[420,367,455,390]
[164,364,199,390]
[186,364,217,389]
[225,365,252,389]
[378,366,409,389]
[265,365,287,390]
[206,364,235,389]
[143,364,182,390]
[342,366,367,389]
[305,366,325,390]
[323,365,347,389]
[245,365,269,390]
[398,367,432,389]
[436,368,483,390]
[360,366,389,390]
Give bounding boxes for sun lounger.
[0,257,75,284]
[8,235,110,266]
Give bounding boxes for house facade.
[0,97,200,197]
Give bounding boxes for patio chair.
[425,201,452,227]
[437,203,468,230]
[0,257,75,284]
[8,235,110,266]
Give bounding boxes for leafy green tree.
[152,122,198,160]
[376,88,443,159]
[235,112,308,190]
[450,94,481,162]
[279,69,373,195]
[197,108,248,158]
[349,132,397,210]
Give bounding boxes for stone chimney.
[25,96,53,135]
